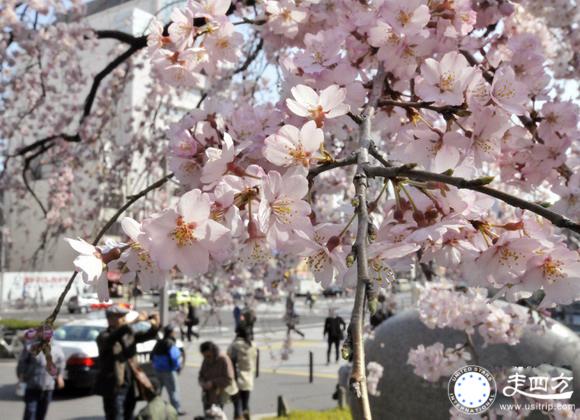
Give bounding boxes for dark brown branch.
[307,154,357,183]
[368,141,392,168]
[45,172,175,326]
[233,38,263,74]
[365,165,580,234]
[377,99,463,116]
[94,30,147,46]
[82,44,142,122]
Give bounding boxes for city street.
[0,296,371,419]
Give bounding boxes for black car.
[322,286,344,297]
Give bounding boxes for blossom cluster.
[417,284,527,345]
[407,342,472,383]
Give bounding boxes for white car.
[53,317,184,390]
[67,293,113,314]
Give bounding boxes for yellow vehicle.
[169,291,207,310]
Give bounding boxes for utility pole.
[159,284,169,327]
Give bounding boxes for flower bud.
[326,235,341,252]
[346,253,356,268]
[412,210,426,226]
[368,223,377,242]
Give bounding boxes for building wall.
[3,0,192,273]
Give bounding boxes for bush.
[263,408,352,420]
[0,319,44,330]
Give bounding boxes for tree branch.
[44,172,175,326]
[365,165,580,234]
[82,43,142,123]
[349,66,386,420]
[307,154,357,184]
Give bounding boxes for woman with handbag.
[228,327,257,420]
[198,341,237,415]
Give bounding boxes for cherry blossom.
[258,169,312,249]
[168,7,196,50]
[265,1,307,39]
[490,65,529,115]
[408,343,471,382]
[415,51,475,106]
[286,84,350,128]
[64,237,105,284]
[294,224,348,288]
[200,133,237,186]
[263,121,324,169]
[142,189,230,274]
[514,246,580,307]
[118,217,166,291]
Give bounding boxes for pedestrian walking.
[228,327,257,420]
[324,309,346,364]
[239,303,256,340]
[185,302,200,342]
[305,291,316,311]
[135,377,178,420]
[285,293,304,338]
[198,341,237,414]
[17,342,65,420]
[151,325,185,416]
[95,305,160,420]
[233,302,242,330]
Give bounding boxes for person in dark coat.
[323,309,346,364]
[95,306,160,420]
[185,302,199,342]
[17,342,65,420]
[151,325,184,415]
[198,341,236,413]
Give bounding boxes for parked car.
[52,316,184,391]
[67,293,113,314]
[322,286,344,298]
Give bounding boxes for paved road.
[0,322,342,420]
[0,293,414,418]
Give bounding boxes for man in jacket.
[95,305,160,420]
[323,309,346,364]
[151,325,184,415]
[17,342,65,420]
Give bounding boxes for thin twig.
[44,173,175,326]
[365,165,580,234]
[307,154,357,183]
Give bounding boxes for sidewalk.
[185,322,342,381]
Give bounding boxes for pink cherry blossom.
[415,51,475,106]
[515,246,580,307]
[286,84,349,127]
[142,189,230,274]
[470,234,542,286]
[294,224,348,288]
[265,1,307,39]
[119,217,166,291]
[258,169,312,249]
[64,237,104,284]
[168,7,196,50]
[189,0,231,21]
[380,0,430,37]
[490,65,529,115]
[202,22,242,67]
[408,342,471,382]
[263,121,324,169]
[200,133,236,185]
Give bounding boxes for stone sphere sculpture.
[351,308,580,420]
